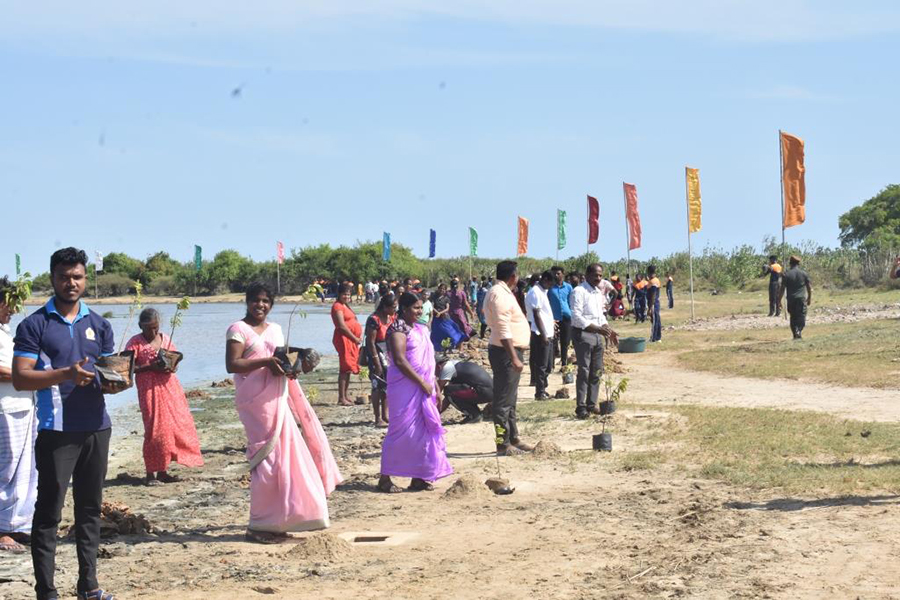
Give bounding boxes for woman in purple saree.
[378,292,453,493]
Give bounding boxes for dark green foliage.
[839,184,900,250]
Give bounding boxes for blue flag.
[382,232,391,262]
[429,229,436,258]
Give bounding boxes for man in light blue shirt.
[547,266,573,370]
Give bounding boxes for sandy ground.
[3,324,900,599]
[676,302,900,331]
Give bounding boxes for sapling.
[2,273,32,315]
[116,281,143,354]
[166,296,191,349]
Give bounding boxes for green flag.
[15,254,21,277]
[557,209,567,251]
[194,245,202,271]
[469,227,478,257]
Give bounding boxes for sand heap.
[211,378,234,388]
[285,533,354,563]
[185,388,211,400]
[442,474,491,500]
[531,440,564,458]
[100,501,154,537]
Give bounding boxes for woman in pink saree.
[378,292,453,493]
[226,283,342,543]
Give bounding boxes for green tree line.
[27,185,899,297]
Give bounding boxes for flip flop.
[245,529,286,545]
[77,589,116,600]
[0,536,26,554]
[408,478,434,492]
[377,481,403,494]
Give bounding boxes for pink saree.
[381,320,453,481]
[227,320,343,532]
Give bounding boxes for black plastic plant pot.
[157,348,184,373]
[95,351,135,394]
[563,373,575,385]
[600,400,617,415]
[592,432,612,452]
[274,347,321,376]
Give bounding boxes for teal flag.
[194,245,202,271]
[15,254,21,277]
[557,209,567,251]
[382,232,391,262]
[469,227,478,257]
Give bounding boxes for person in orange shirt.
[761,255,783,317]
[482,261,533,456]
[633,275,648,322]
[647,265,662,342]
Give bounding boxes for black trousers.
[768,281,781,316]
[787,298,807,337]
[529,332,554,396]
[555,317,572,367]
[573,328,604,411]
[445,383,491,418]
[666,284,674,309]
[488,345,524,448]
[32,428,111,600]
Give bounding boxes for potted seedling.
[95,281,142,394]
[158,296,190,372]
[561,363,575,385]
[274,303,320,376]
[600,375,628,416]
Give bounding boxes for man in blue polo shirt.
[13,247,116,600]
[547,266,573,370]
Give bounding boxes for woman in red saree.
[226,283,342,543]
[126,308,203,485]
[331,283,362,406]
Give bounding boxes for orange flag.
[623,182,642,250]
[517,216,529,256]
[781,131,806,228]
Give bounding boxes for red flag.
[517,216,529,256]
[587,195,599,244]
[623,183,642,250]
[276,241,285,265]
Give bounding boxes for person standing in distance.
[525,271,555,400]
[482,261,533,456]
[570,263,620,419]
[761,255,783,317]
[777,255,812,340]
[12,248,117,600]
[547,266,573,371]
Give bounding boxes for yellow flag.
[685,167,701,233]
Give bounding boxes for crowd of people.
[0,245,828,599]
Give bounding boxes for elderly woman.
[365,293,396,427]
[125,308,203,485]
[0,276,37,554]
[447,278,474,339]
[331,283,362,407]
[377,292,453,493]
[226,282,342,543]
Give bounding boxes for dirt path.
[623,350,900,423]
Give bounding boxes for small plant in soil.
[2,273,32,315]
[166,296,191,349]
[274,303,308,375]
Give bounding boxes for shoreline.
[24,293,372,306]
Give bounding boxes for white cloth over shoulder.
[0,324,33,414]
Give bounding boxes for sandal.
[408,478,434,492]
[377,478,403,494]
[244,529,286,545]
[0,535,27,554]
[144,476,162,487]
[156,472,181,484]
[77,589,116,600]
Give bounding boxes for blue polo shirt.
[547,282,573,321]
[13,298,114,432]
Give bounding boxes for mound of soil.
[531,440,563,458]
[554,387,570,399]
[185,389,211,400]
[604,353,626,374]
[71,502,154,538]
[211,379,234,388]
[484,477,510,492]
[285,533,353,563]
[442,474,491,500]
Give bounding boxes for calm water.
[10,301,351,410]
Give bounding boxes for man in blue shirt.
[13,247,116,600]
[547,266,574,370]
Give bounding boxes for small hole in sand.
[353,536,389,543]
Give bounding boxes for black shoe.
[535,392,551,401]
[575,410,589,420]
[460,413,483,424]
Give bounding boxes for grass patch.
[643,403,900,494]
[618,450,665,472]
[673,318,900,388]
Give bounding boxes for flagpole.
[586,201,589,259]
[276,261,281,295]
[94,263,98,299]
[685,168,695,321]
[779,130,786,318]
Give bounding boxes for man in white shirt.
[570,263,620,419]
[525,271,555,400]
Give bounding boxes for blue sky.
[3,1,899,275]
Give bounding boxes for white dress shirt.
[570,280,615,330]
[525,285,554,338]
